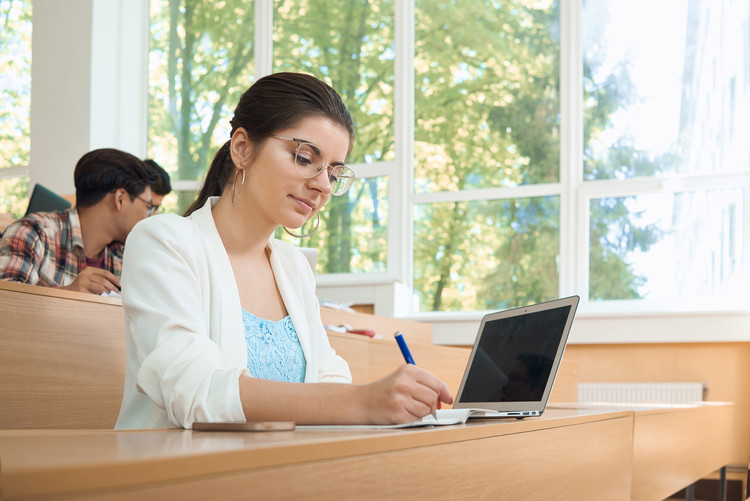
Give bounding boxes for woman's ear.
[229,127,253,170]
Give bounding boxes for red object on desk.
[346,329,376,338]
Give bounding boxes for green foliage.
[0,0,31,215]
[148,0,255,184]
[273,0,394,273]
[148,0,666,311]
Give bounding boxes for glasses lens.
[294,143,320,178]
[331,168,355,196]
[293,141,355,196]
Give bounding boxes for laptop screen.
[454,296,579,413]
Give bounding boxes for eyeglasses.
[269,135,355,196]
[133,194,160,216]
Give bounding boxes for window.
[147,0,256,214]
[273,0,393,275]
[582,0,750,308]
[0,0,32,217]
[146,0,750,314]
[412,0,560,312]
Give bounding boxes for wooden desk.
[0,408,634,500]
[550,402,735,501]
[0,281,125,429]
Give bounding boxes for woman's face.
[243,116,350,231]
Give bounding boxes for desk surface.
[0,408,635,500]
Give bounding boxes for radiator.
[577,382,704,404]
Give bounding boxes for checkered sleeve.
[0,219,45,284]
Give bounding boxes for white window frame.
[51,0,747,342]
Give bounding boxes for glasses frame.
[133,194,159,216]
[269,135,355,196]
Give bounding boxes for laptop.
[426,295,580,424]
[24,184,72,217]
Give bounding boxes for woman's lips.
[290,195,315,213]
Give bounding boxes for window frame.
[141,0,750,318]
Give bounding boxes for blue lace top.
[242,309,306,383]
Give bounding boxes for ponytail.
[184,141,233,216]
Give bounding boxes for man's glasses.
[133,194,160,216]
[269,135,355,196]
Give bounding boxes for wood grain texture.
[0,281,126,429]
[564,342,750,465]
[0,410,634,500]
[631,403,735,501]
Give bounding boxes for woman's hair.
[184,72,355,216]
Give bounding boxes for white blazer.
[115,197,351,429]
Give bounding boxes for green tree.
[413,0,663,311]
[0,0,31,217]
[148,0,255,210]
[272,0,393,273]
[149,0,665,311]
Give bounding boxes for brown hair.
[74,148,157,208]
[143,159,172,195]
[184,72,355,216]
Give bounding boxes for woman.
[116,73,452,429]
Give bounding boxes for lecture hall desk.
[0,407,635,500]
[550,401,735,501]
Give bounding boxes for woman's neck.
[211,194,274,256]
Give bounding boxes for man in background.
[0,148,157,294]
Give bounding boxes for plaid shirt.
[0,209,123,287]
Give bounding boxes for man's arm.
[0,220,43,285]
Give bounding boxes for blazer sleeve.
[121,216,247,428]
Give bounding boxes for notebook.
[421,295,580,425]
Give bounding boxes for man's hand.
[62,267,121,295]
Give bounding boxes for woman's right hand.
[358,364,453,424]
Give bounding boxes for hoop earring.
[283,212,320,238]
[231,167,245,207]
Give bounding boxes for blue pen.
[394,331,438,421]
[394,331,415,364]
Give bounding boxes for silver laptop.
[434,295,579,422]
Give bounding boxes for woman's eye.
[296,144,317,166]
[296,153,313,166]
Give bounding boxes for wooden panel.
[0,281,126,429]
[548,359,580,402]
[631,403,735,501]
[564,342,750,465]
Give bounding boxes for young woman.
[116,73,452,429]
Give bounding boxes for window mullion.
[395,0,415,309]
[254,0,273,78]
[561,0,584,299]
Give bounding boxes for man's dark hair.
[74,148,157,208]
[143,159,172,196]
